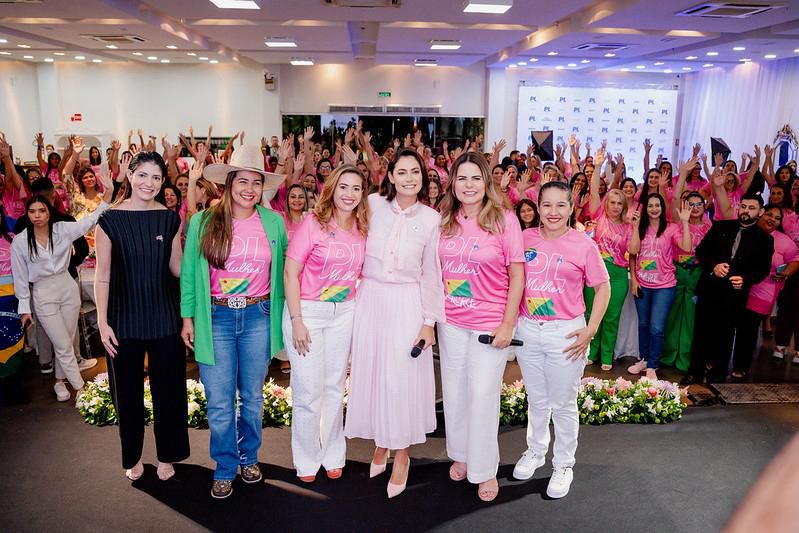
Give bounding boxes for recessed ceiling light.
[517,61,527,65]
[18,44,31,49]
[132,52,143,56]
[604,52,615,58]
[740,58,752,62]
[265,38,298,48]
[161,59,170,63]
[706,51,718,56]
[529,58,538,62]
[507,64,517,69]
[0,39,7,44]
[547,51,558,56]
[187,52,197,56]
[733,46,746,51]
[682,67,691,71]
[413,58,437,67]
[430,40,461,51]
[166,45,177,50]
[663,69,672,73]
[44,57,54,62]
[764,54,777,59]
[198,56,208,60]
[654,62,665,66]
[620,68,629,72]
[75,55,85,60]
[685,55,697,60]
[703,63,714,67]
[580,59,590,64]
[209,0,261,9]
[555,65,564,70]
[795,49,799,53]
[567,63,577,67]
[92,59,102,63]
[23,55,33,59]
[53,52,65,56]
[0,52,11,56]
[290,58,315,66]
[147,56,158,60]
[635,65,645,69]
[105,44,118,49]
[209,59,219,64]
[462,0,513,14]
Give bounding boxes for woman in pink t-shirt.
[283,165,369,483]
[436,152,525,502]
[281,184,309,242]
[514,181,610,499]
[733,205,799,376]
[584,159,631,370]
[426,170,443,210]
[627,193,692,379]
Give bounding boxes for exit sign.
[378,91,391,98]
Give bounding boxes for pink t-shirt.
[281,211,304,242]
[286,214,365,302]
[673,218,712,268]
[701,183,743,221]
[2,181,27,220]
[635,223,683,289]
[520,228,609,321]
[782,211,799,249]
[747,231,798,315]
[508,186,538,206]
[438,210,524,330]
[209,210,272,298]
[593,215,631,268]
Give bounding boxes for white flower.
[582,397,595,410]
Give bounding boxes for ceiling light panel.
[463,1,512,14]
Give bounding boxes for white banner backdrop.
[517,85,679,181]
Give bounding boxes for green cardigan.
[180,205,287,365]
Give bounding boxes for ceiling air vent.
[322,0,400,7]
[675,3,783,18]
[386,105,414,114]
[83,34,146,44]
[574,43,630,52]
[0,0,42,4]
[356,105,385,113]
[413,106,441,115]
[329,105,357,113]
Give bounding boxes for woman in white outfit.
[513,181,610,499]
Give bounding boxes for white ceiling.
[0,0,797,74]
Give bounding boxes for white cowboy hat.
[202,145,285,190]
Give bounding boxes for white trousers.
[32,272,84,389]
[516,315,586,469]
[282,299,354,477]
[438,322,509,484]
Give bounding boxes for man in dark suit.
[682,193,774,384]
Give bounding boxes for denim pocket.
[257,299,271,317]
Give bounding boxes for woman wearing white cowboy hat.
[180,144,288,499]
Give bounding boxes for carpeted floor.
[2,399,798,532]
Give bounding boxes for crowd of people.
[0,121,797,503]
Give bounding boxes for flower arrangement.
[186,379,207,428]
[76,373,119,426]
[500,380,528,426]
[262,379,292,427]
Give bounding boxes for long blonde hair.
[200,171,261,268]
[439,152,506,237]
[313,164,370,238]
[603,188,628,222]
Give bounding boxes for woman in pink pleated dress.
[344,148,445,499]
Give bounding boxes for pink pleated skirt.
[344,278,437,449]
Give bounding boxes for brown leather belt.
[212,294,270,309]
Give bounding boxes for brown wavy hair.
[439,151,506,237]
[200,170,264,268]
[313,164,370,238]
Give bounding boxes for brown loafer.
[240,464,262,484]
[211,479,234,499]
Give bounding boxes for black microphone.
[410,339,426,358]
[478,334,523,347]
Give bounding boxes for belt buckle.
[227,296,247,309]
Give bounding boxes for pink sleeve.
[700,182,711,195]
[670,223,683,247]
[420,219,446,326]
[285,215,316,264]
[502,212,526,265]
[507,186,521,206]
[583,238,610,287]
[785,240,799,263]
[525,187,539,203]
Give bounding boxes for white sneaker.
[792,355,799,365]
[773,346,786,359]
[54,382,70,402]
[513,449,546,480]
[627,360,647,375]
[77,358,98,372]
[546,467,574,499]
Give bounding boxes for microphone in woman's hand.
[477,335,523,347]
[410,339,426,358]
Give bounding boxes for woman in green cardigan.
[180,145,287,500]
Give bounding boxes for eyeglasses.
[687,202,704,208]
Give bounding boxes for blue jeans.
[634,287,676,369]
[199,300,271,480]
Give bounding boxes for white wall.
[1,60,281,161]
[278,62,486,116]
[0,61,42,162]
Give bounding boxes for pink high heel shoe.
[387,456,410,498]
[370,449,389,478]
